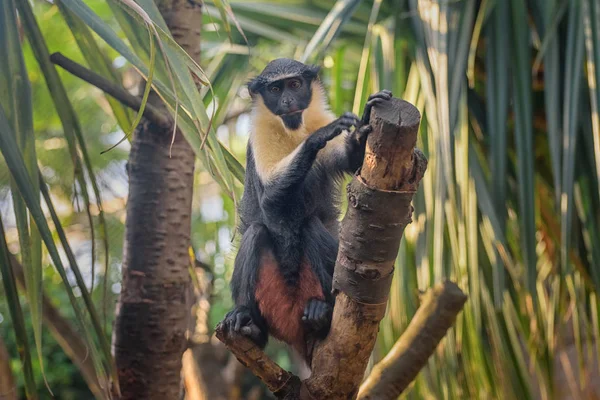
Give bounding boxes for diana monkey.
[223,58,392,366]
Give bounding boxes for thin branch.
[214,323,302,399]
[49,52,171,129]
[357,281,468,399]
[221,107,250,125]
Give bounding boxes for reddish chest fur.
[254,253,324,358]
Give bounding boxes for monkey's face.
[261,76,312,130]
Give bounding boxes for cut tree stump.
[304,98,427,399]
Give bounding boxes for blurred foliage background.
[1,0,599,399]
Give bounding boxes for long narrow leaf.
[0,0,44,386]
[0,103,112,395]
[301,0,361,62]
[56,1,134,130]
[560,1,585,271]
[583,0,600,205]
[16,0,105,297]
[510,0,537,295]
[0,216,37,398]
[59,0,244,189]
[485,0,510,306]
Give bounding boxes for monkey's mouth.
[279,108,305,116]
[280,110,304,130]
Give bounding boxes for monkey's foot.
[302,299,332,337]
[222,306,266,346]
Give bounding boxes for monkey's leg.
[225,223,271,347]
[302,298,333,339]
[301,217,338,338]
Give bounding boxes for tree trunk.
[112,1,201,398]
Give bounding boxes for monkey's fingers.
[367,90,392,101]
[302,299,315,322]
[234,312,250,332]
[355,124,373,144]
[340,111,361,121]
[361,90,393,124]
[337,113,361,130]
[308,300,319,322]
[240,323,262,340]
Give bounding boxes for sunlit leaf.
[0,103,112,395]
[0,0,45,388]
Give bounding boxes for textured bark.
[9,254,103,398]
[357,281,467,399]
[0,335,17,400]
[112,1,201,398]
[214,324,302,399]
[304,98,427,399]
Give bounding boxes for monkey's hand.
[361,89,393,125]
[222,306,266,346]
[302,298,333,339]
[308,112,361,151]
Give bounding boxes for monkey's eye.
[290,80,301,89]
[270,86,280,93]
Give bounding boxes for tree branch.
[357,281,467,399]
[49,52,171,129]
[304,98,427,399]
[214,323,302,399]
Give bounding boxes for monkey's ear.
[247,77,263,96]
[302,65,321,80]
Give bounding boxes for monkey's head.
[248,58,321,130]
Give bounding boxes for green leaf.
[38,172,120,396]
[485,0,510,305]
[560,0,585,272]
[583,0,600,207]
[539,0,565,202]
[510,0,537,296]
[0,0,45,388]
[0,103,111,394]
[56,0,134,130]
[301,0,362,62]
[351,0,383,115]
[0,217,37,398]
[60,0,244,191]
[16,0,107,302]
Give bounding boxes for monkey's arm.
[321,90,393,174]
[260,113,359,210]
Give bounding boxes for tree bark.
[112,1,201,398]
[357,281,467,399]
[303,98,427,400]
